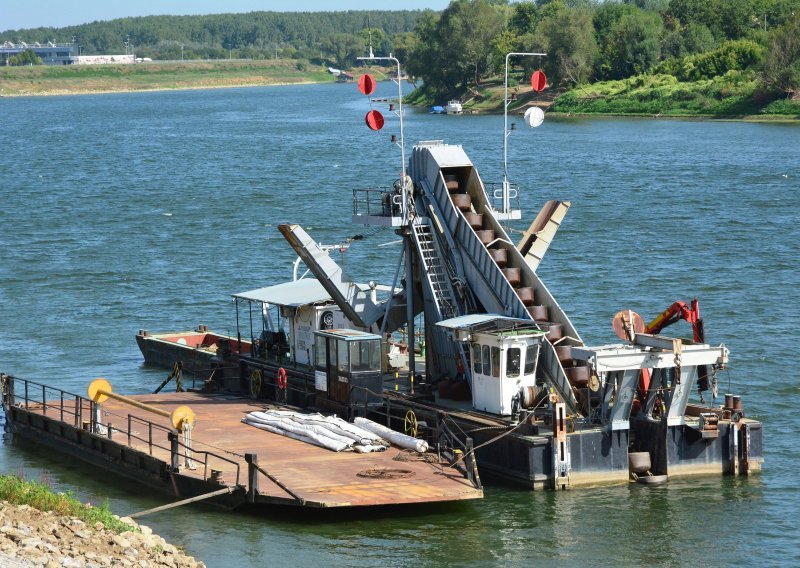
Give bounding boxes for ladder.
[412,220,457,320]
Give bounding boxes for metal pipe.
[96,389,170,419]
[404,235,415,377]
[129,486,233,519]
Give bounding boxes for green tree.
[509,2,539,35]
[408,1,505,97]
[761,17,800,98]
[320,33,362,68]
[439,0,506,86]
[490,30,522,73]
[603,10,664,79]
[391,31,419,69]
[9,48,42,66]
[537,6,598,85]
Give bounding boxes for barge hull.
[2,376,482,509]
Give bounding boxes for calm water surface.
[1,82,798,567]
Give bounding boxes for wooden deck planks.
[58,392,481,507]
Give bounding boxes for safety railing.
[388,390,481,489]
[1,374,240,487]
[484,181,521,213]
[352,187,403,219]
[242,363,315,408]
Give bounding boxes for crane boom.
[645,297,704,343]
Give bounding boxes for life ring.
[277,367,287,390]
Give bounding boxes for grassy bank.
[0,475,133,534]
[406,77,555,114]
[408,71,799,120]
[0,59,334,96]
[551,72,800,119]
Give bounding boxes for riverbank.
[0,476,203,567]
[0,59,335,97]
[407,73,799,120]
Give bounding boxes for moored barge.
[1,373,483,510]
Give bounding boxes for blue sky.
[3,1,451,30]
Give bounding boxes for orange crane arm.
[645,298,704,343]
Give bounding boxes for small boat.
[445,99,463,114]
[430,105,445,114]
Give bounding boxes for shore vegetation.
[0,475,134,534]
[2,3,798,117]
[405,0,800,118]
[0,59,334,96]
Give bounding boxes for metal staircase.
[410,218,466,381]
[412,220,457,321]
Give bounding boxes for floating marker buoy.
[524,106,545,128]
[365,110,385,131]
[531,70,547,92]
[358,74,377,96]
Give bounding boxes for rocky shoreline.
[0,501,204,568]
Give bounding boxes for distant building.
[0,42,76,65]
[74,55,135,65]
[337,72,354,83]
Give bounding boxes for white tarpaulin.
[242,410,390,453]
[354,417,429,453]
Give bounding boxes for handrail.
[3,374,241,487]
[346,383,482,489]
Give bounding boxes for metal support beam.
[278,224,380,328]
[245,453,259,502]
[552,402,570,490]
[571,342,728,372]
[169,432,180,472]
[129,487,233,519]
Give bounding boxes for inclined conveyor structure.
[279,140,762,488]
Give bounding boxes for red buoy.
[531,70,547,92]
[365,110,384,131]
[358,74,377,96]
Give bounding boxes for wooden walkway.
[77,392,482,508]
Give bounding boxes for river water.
[1,82,798,566]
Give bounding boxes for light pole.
[180,43,184,61]
[357,51,413,376]
[357,52,407,224]
[501,51,545,218]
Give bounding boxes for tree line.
[2,3,797,100]
[0,11,423,64]
[405,0,799,100]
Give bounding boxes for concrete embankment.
[0,501,204,567]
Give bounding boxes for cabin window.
[314,335,327,368]
[506,347,521,378]
[350,339,380,372]
[491,347,500,377]
[337,340,349,373]
[524,345,537,375]
[370,339,380,370]
[472,344,482,375]
[482,345,490,376]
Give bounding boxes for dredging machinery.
[134,62,762,489]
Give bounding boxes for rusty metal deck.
[39,391,482,508]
